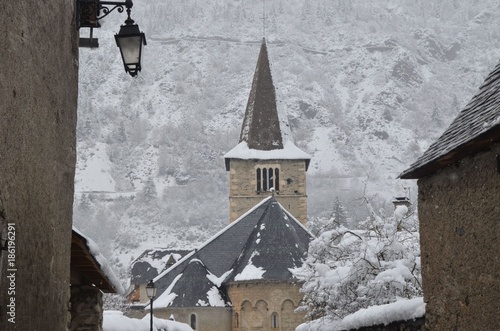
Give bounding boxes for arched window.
[234,312,239,328]
[256,168,261,192]
[274,168,280,191]
[190,313,197,330]
[268,167,274,189]
[263,168,268,191]
[271,312,279,328]
[256,167,280,192]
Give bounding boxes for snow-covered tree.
[308,197,352,236]
[295,200,421,320]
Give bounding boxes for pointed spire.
[239,38,284,150]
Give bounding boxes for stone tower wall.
[416,143,500,330]
[227,281,305,331]
[228,159,308,224]
[0,1,78,329]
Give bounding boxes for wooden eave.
[71,231,116,293]
[400,126,500,179]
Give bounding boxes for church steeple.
[224,40,311,224]
[240,38,284,150]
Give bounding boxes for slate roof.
[225,39,311,171]
[152,197,314,308]
[400,61,500,179]
[156,259,230,308]
[226,198,309,282]
[240,38,283,151]
[130,249,190,284]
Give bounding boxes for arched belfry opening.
[224,39,310,224]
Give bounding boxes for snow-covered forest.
[74,0,500,284]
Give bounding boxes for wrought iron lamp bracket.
[76,0,134,29]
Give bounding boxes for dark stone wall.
[348,317,425,331]
[70,286,103,331]
[417,143,500,330]
[0,1,78,330]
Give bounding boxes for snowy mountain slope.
[74,0,500,282]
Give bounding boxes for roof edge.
[400,125,500,179]
[154,196,274,282]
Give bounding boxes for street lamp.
[76,0,147,77]
[146,280,157,331]
[114,12,147,77]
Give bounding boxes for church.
[131,39,314,331]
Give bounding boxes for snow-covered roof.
[130,248,190,284]
[340,297,425,330]
[152,197,314,308]
[224,140,311,170]
[225,198,312,283]
[154,259,230,308]
[225,38,311,171]
[295,297,425,331]
[400,59,500,179]
[72,227,125,294]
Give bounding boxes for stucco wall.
[0,1,78,329]
[417,143,500,330]
[130,306,233,331]
[228,159,308,224]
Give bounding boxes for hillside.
[74,0,500,283]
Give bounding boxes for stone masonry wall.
[70,286,103,331]
[227,281,305,331]
[417,143,500,330]
[228,159,307,224]
[347,317,425,331]
[0,1,78,329]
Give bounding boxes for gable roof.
[154,259,230,308]
[130,249,190,284]
[240,38,283,151]
[71,228,124,294]
[152,197,314,308]
[400,61,500,179]
[226,198,310,283]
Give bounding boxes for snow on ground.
[75,142,116,192]
[103,311,193,331]
[296,297,425,331]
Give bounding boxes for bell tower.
[224,39,310,225]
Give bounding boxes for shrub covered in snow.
[294,200,422,319]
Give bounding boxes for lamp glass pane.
[117,35,142,65]
[145,285,155,298]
